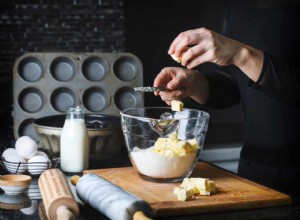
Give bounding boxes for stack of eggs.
[1,136,51,175]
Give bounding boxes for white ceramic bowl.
[0,174,32,195]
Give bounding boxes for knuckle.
[202,28,213,39]
[199,27,207,32]
[187,49,196,57]
[207,50,216,61]
[179,32,191,45]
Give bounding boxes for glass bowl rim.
[120,107,210,121]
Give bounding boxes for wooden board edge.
[151,196,292,217]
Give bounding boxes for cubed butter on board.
[174,177,216,201]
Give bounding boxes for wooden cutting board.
[84,162,291,217]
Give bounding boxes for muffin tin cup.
[13,52,144,140]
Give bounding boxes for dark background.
[0,0,244,145]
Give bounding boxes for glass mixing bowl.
[120,107,210,182]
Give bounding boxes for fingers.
[181,43,208,67]
[153,67,189,103]
[168,33,185,55]
[154,67,185,90]
[185,47,215,69]
[168,28,206,57]
[153,68,173,96]
[169,28,224,68]
[159,89,185,104]
[169,30,194,58]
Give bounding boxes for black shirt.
[204,0,300,195]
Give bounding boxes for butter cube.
[174,177,216,201]
[168,132,178,139]
[207,180,216,193]
[198,180,216,195]
[180,177,215,196]
[187,139,200,151]
[181,177,207,188]
[174,186,195,201]
[171,100,184,111]
[171,54,182,63]
[194,178,209,190]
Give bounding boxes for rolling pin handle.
[56,205,76,220]
[133,211,152,220]
[70,175,80,186]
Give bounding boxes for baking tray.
[13,52,144,141]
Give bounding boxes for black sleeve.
[250,52,300,108]
[188,68,240,110]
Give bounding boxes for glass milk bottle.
[60,106,89,173]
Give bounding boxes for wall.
[0,0,124,137]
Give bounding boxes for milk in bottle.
[60,106,89,173]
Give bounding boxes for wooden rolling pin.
[71,174,153,220]
[38,169,79,220]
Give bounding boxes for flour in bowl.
[130,134,199,179]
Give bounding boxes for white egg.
[2,148,17,159]
[4,153,27,174]
[15,136,38,160]
[34,151,48,159]
[27,155,51,175]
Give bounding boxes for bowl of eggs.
[1,136,54,176]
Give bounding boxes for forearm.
[190,72,210,105]
[233,43,264,82]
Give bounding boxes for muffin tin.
[13,52,144,140]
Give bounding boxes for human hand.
[168,27,264,81]
[153,67,209,106]
[168,27,244,69]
